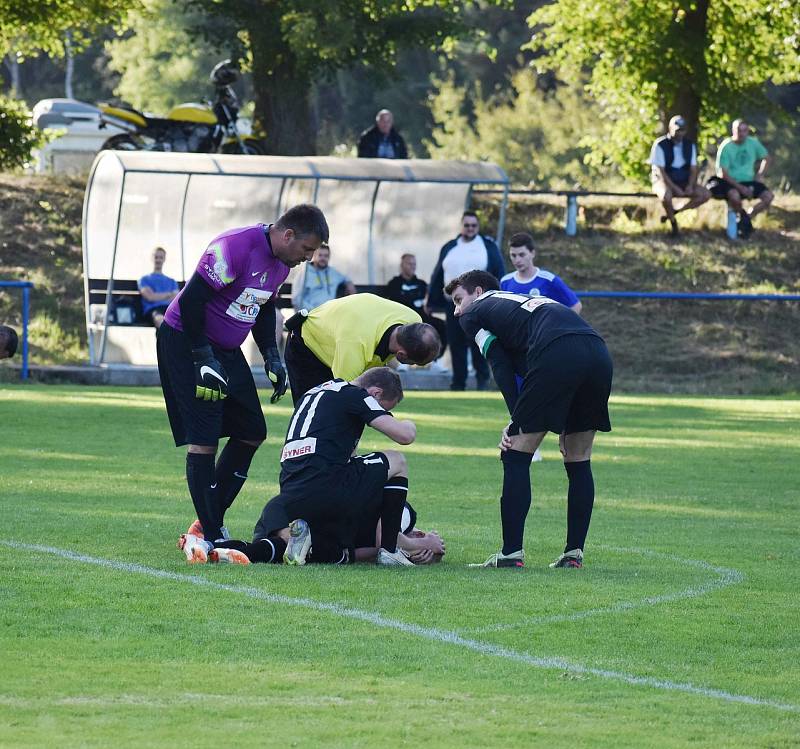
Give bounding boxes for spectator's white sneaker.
[428,360,450,373]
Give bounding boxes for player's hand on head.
[407,548,435,565]
[192,345,228,401]
[264,346,287,404]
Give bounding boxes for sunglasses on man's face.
[463,222,478,228]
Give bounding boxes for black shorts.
[510,334,613,436]
[156,322,266,447]
[252,452,390,542]
[707,178,769,200]
[284,328,334,404]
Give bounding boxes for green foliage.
[528,0,800,183]
[185,0,506,153]
[105,0,238,113]
[0,95,45,170]
[0,0,139,59]
[426,69,608,188]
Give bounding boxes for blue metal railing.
[0,280,33,379]
[575,290,800,301]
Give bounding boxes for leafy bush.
[0,96,45,171]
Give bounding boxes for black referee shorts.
[252,452,390,541]
[156,322,266,447]
[284,329,334,404]
[510,333,613,436]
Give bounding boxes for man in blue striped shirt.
[500,233,582,314]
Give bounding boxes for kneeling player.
[445,270,613,569]
[179,367,422,567]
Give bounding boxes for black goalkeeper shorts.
[510,333,613,436]
[157,322,266,447]
[252,452,390,541]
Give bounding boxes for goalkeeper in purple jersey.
[158,204,329,555]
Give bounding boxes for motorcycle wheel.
[100,134,144,151]
[221,138,266,155]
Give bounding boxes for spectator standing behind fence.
[139,247,179,328]
[500,233,582,314]
[706,119,773,239]
[427,211,505,391]
[649,115,711,236]
[385,253,448,371]
[357,109,408,159]
[292,246,356,312]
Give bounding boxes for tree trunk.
[248,27,316,155]
[4,54,22,98]
[664,0,709,142]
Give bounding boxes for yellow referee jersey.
[301,293,421,380]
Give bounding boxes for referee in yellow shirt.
[284,293,442,403]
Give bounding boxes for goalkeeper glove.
[192,345,228,401]
[265,346,287,403]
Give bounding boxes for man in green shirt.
[707,119,773,238]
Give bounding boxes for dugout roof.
[82,151,508,365]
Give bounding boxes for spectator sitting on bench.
[706,119,773,239]
[649,115,710,236]
[138,247,179,328]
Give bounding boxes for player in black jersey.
[445,270,613,569]
[178,366,423,566]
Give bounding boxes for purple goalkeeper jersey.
[164,224,289,349]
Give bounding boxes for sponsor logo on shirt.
[225,287,273,323]
[281,437,317,462]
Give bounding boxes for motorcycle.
[98,60,264,155]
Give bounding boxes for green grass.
[1,386,799,747]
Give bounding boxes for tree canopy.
[527,0,800,181]
[0,0,139,59]
[186,0,504,154]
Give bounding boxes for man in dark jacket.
[426,211,506,390]
[357,110,408,159]
[386,253,447,365]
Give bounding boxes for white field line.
[470,545,744,634]
[2,540,796,714]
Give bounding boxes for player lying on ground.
[179,367,429,567]
[183,499,445,565]
[445,270,613,569]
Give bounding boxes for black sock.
[215,537,286,563]
[186,452,223,542]
[379,477,408,553]
[215,440,259,513]
[565,460,595,552]
[500,449,534,555]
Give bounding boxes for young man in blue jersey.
[500,233,582,315]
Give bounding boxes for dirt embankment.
[0,173,797,393]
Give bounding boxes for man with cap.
[649,115,710,236]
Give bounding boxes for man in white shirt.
[427,211,506,390]
[650,115,710,236]
[292,246,356,312]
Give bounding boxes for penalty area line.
[2,539,796,715]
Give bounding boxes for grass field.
[1,385,799,747]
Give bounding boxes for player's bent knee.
[509,430,544,453]
[188,443,217,455]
